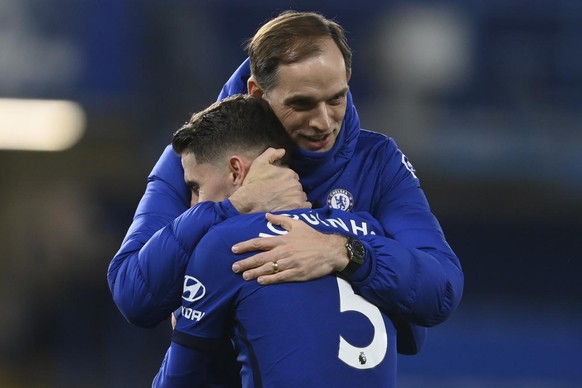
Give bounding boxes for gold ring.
[272,261,279,273]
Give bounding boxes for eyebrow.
[284,87,349,105]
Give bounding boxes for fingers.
[232,253,283,281]
[231,251,268,273]
[255,147,286,165]
[234,259,298,285]
[232,236,278,255]
[265,213,294,230]
[257,272,289,285]
[246,262,312,285]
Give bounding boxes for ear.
[247,76,263,97]
[227,155,250,188]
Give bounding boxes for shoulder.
[195,213,266,256]
[350,130,408,175]
[352,130,420,192]
[187,215,263,283]
[357,129,399,155]
[208,212,267,236]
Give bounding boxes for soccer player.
[153,94,397,387]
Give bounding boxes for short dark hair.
[172,94,294,165]
[246,10,352,92]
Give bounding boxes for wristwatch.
[338,236,366,277]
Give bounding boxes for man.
[153,94,397,387]
[108,10,463,356]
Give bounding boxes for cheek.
[200,179,233,203]
[280,113,307,137]
[269,102,303,133]
[331,104,346,124]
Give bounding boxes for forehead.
[273,39,348,98]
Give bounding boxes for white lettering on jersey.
[259,218,291,237]
[258,213,377,238]
[181,306,205,321]
[326,217,349,232]
[350,220,368,235]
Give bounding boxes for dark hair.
[246,10,352,92]
[172,94,294,165]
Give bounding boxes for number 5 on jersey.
[337,278,388,369]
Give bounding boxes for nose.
[308,103,331,132]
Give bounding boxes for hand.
[231,213,349,284]
[171,312,177,329]
[229,148,311,213]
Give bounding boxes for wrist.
[337,236,366,278]
[329,235,350,272]
[229,189,253,214]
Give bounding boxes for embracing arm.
[348,149,464,327]
[107,146,307,327]
[229,156,463,328]
[351,210,463,327]
[107,146,239,326]
[108,201,237,327]
[316,139,464,327]
[231,210,462,328]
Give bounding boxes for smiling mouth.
[299,132,334,151]
[303,132,331,141]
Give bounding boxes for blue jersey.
[107,58,463,355]
[154,208,397,388]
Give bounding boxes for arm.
[108,200,236,327]
[107,147,308,327]
[153,227,243,388]
[153,342,213,388]
[230,148,463,327]
[107,145,238,326]
[231,213,348,283]
[228,212,430,354]
[350,146,463,327]
[153,337,239,388]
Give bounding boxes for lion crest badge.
[327,189,354,212]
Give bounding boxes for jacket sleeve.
[346,142,464,328]
[152,343,211,388]
[107,145,239,327]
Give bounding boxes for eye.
[188,183,200,196]
[328,94,346,106]
[288,98,315,111]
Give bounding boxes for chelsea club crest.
[327,189,354,212]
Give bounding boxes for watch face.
[348,238,365,264]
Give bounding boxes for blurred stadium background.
[0,1,581,387]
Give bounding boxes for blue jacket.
[107,58,463,355]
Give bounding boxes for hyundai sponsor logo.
[182,275,206,302]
